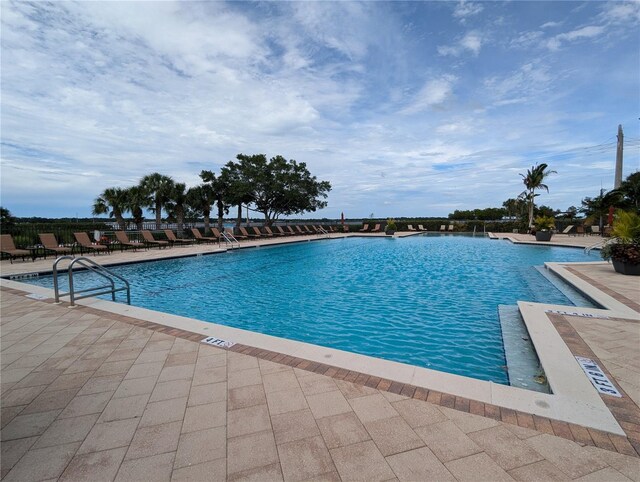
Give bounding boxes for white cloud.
[453,1,484,22]
[403,75,457,114]
[600,1,640,24]
[438,31,483,57]
[546,25,605,50]
[540,21,563,29]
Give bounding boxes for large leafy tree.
[232,154,331,226]
[140,173,175,229]
[92,187,128,230]
[186,184,215,233]
[520,163,556,228]
[219,158,256,227]
[615,171,640,212]
[166,182,188,233]
[0,207,16,232]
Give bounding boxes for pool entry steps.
[498,304,551,394]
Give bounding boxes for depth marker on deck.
[575,356,622,397]
[201,336,235,348]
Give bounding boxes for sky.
[1,1,639,219]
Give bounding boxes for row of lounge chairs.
[0,225,346,263]
[407,224,429,231]
[358,224,381,232]
[560,225,608,236]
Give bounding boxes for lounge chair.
[439,225,446,231]
[141,230,169,249]
[407,225,416,231]
[561,225,574,235]
[448,225,454,231]
[575,225,585,236]
[74,232,109,255]
[264,227,282,236]
[39,233,74,256]
[590,225,600,236]
[370,224,381,232]
[276,226,289,236]
[253,227,270,237]
[163,229,192,246]
[190,228,218,244]
[295,226,306,235]
[210,228,226,241]
[239,227,258,238]
[359,224,369,232]
[284,226,297,236]
[114,231,145,251]
[0,234,31,263]
[227,228,247,240]
[418,225,427,231]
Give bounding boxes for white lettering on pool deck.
[545,309,609,319]
[575,356,622,397]
[201,336,235,348]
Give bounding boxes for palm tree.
[123,186,148,230]
[92,187,128,230]
[186,184,215,233]
[140,173,175,229]
[520,163,556,228]
[166,183,188,234]
[200,170,230,230]
[502,198,518,218]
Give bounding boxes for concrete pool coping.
[0,267,629,436]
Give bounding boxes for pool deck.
[1,232,639,481]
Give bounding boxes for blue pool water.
[26,235,597,383]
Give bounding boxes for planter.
[385,230,396,236]
[535,231,553,242]
[612,259,640,276]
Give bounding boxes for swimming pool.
[27,235,597,383]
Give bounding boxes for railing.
[52,256,130,306]
[584,238,609,255]
[220,231,240,249]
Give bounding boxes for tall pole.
[614,124,623,188]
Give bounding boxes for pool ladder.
[52,256,130,306]
[221,231,241,249]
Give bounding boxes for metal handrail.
[53,256,130,306]
[584,238,609,255]
[220,231,240,248]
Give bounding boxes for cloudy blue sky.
[1,1,639,219]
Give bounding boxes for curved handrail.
[584,238,609,255]
[53,256,130,306]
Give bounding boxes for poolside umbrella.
[607,206,614,226]
[341,212,345,225]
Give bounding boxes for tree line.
[92,154,331,231]
[447,169,639,227]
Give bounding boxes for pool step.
[498,304,551,394]
[534,266,599,308]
